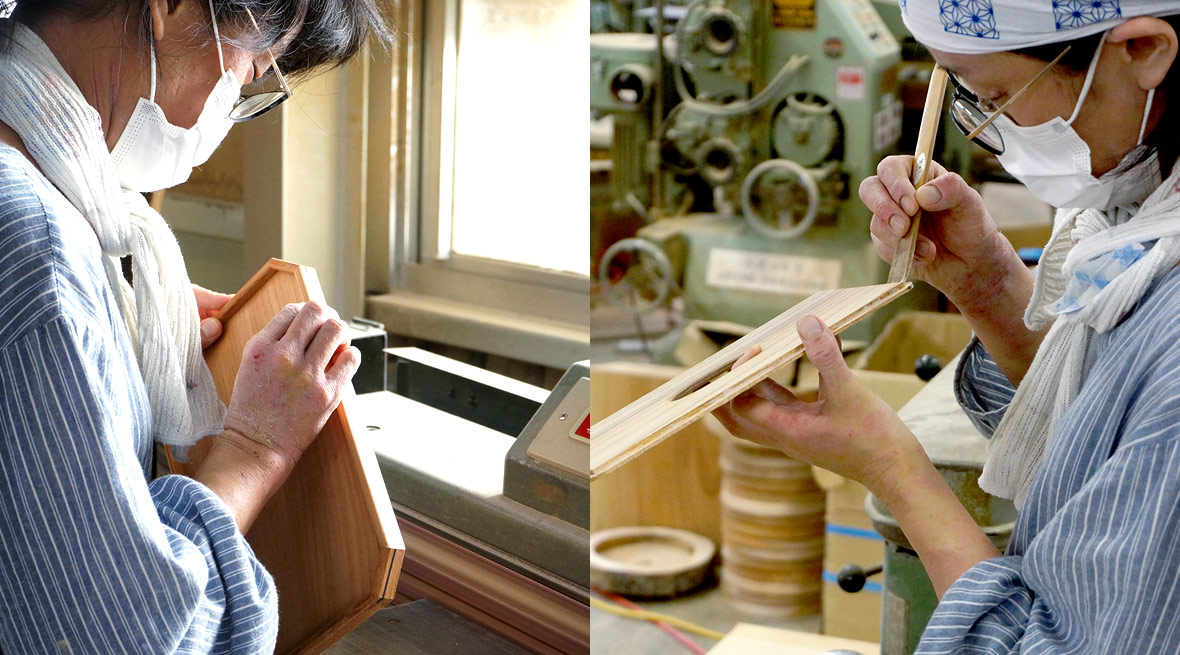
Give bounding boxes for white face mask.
[111,0,241,192]
[993,33,1161,210]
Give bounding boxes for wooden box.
[169,259,404,654]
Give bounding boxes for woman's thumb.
[797,315,850,383]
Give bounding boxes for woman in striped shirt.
[717,4,1180,654]
[0,1,390,652]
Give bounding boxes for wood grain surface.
[168,259,404,654]
[707,622,880,655]
[590,362,724,544]
[590,283,911,478]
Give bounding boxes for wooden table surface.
[324,600,530,655]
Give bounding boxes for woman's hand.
[713,315,1003,596]
[712,314,923,496]
[860,155,1018,312]
[220,301,361,467]
[193,285,233,349]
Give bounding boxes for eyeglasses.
[946,46,1071,156]
[228,8,293,122]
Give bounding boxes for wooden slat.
[887,64,948,284]
[167,259,404,654]
[706,623,880,655]
[589,282,911,478]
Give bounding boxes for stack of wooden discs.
[719,435,824,617]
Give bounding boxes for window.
[448,0,588,275]
[366,0,589,370]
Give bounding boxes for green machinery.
[593,0,922,338]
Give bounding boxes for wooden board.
[590,282,911,478]
[707,623,880,655]
[168,259,404,654]
[590,362,724,545]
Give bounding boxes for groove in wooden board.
[590,282,911,478]
[166,259,403,655]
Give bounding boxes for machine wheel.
[740,158,821,240]
[598,238,675,313]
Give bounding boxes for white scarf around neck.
[981,167,1180,508]
[0,22,226,455]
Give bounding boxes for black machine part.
[836,562,884,593]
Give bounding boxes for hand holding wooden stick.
[888,64,950,284]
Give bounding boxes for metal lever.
[836,562,883,593]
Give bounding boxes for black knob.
[836,562,883,593]
[914,354,942,381]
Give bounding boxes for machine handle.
[836,562,883,593]
[914,354,943,381]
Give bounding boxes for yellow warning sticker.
[772,0,817,29]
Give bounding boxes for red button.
[574,412,591,440]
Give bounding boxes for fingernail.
[900,195,918,215]
[916,241,935,259]
[917,185,941,206]
[798,316,821,340]
[889,214,907,235]
[200,319,218,339]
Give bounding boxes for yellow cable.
[589,596,727,641]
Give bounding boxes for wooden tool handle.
[887,64,949,284]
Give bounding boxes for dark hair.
[1013,14,1180,176]
[1,0,394,79]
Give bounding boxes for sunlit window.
[447,0,589,276]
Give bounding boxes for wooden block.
[590,283,911,478]
[707,623,880,655]
[589,362,723,544]
[167,259,405,654]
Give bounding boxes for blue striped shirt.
[0,146,277,653]
[920,268,1180,654]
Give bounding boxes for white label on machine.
[874,92,904,151]
[835,66,866,101]
[706,248,843,296]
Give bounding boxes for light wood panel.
[590,283,912,478]
[707,623,880,655]
[168,259,404,654]
[590,361,724,544]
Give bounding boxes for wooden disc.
[590,526,716,598]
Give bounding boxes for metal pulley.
[697,6,743,57]
[693,137,743,186]
[773,93,840,167]
[740,159,821,240]
[598,238,676,313]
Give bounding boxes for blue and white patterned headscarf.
[900,1,1180,54]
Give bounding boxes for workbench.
[324,599,529,654]
[896,355,990,469]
